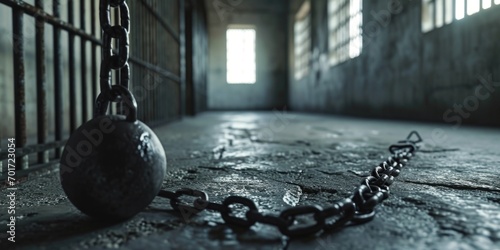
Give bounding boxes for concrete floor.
[1,111,499,250]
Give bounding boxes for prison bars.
[0,0,186,176]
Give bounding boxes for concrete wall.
[206,0,288,110]
[288,0,500,126]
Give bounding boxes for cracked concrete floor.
[1,111,500,250]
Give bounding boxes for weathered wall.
[206,0,288,110]
[288,0,500,126]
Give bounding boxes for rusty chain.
[95,0,132,117]
[158,131,423,238]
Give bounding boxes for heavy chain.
[158,131,423,238]
[95,0,131,117]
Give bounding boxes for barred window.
[422,0,500,33]
[294,0,311,80]
[328,0,362,66]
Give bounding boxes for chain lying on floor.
[158,131,423,238]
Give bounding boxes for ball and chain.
[60,0,166,221]
[59,0,424,238]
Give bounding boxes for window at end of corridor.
[226,26,256,84]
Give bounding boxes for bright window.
[226,26,256,84]
[467,0,480,15]
[422,0,500,32]
[483,0,492,9]
[456,0,465,20]
[328,0,363,66]
[294,0,311,80]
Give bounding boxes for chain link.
[157,131,423,238]
[95,0,131,117]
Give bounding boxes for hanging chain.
[158,131,423,238]
[95,0,131,117]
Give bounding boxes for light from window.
[422,0,434,32]
[349,0,363,58]
[328,0,362,66]
[294,0,311,80]
[226,27,256,84]
[467,0,480,15]
[483,0,492,9]
[423,0,499,32]
[456,0,465,20]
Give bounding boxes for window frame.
[422,0,500,33]
[294,0,312,80]
[327,0,363,66]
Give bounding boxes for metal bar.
[144,7,150,122]
[80,0,88,122]
[12,7,27,170]
[452,0,456,20]
[179,0,186,117]
[91,0,98,111]
[139,2,145,121]
[464,0,466,18]
[0,0,101,44]
[149,4,153,122]
[185,0,194,115]
[1,0,181,83]
[463,0,467,19]
[149,6,154,122]
[35,0,47,163]
[68,0,76,132]
[443,0,446,25]
[432,0,437,28]
[160,2,166,121]
[53,0,63,158]
[137,0,180,43]
[152,2,157,122]
[128,57,181,83]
